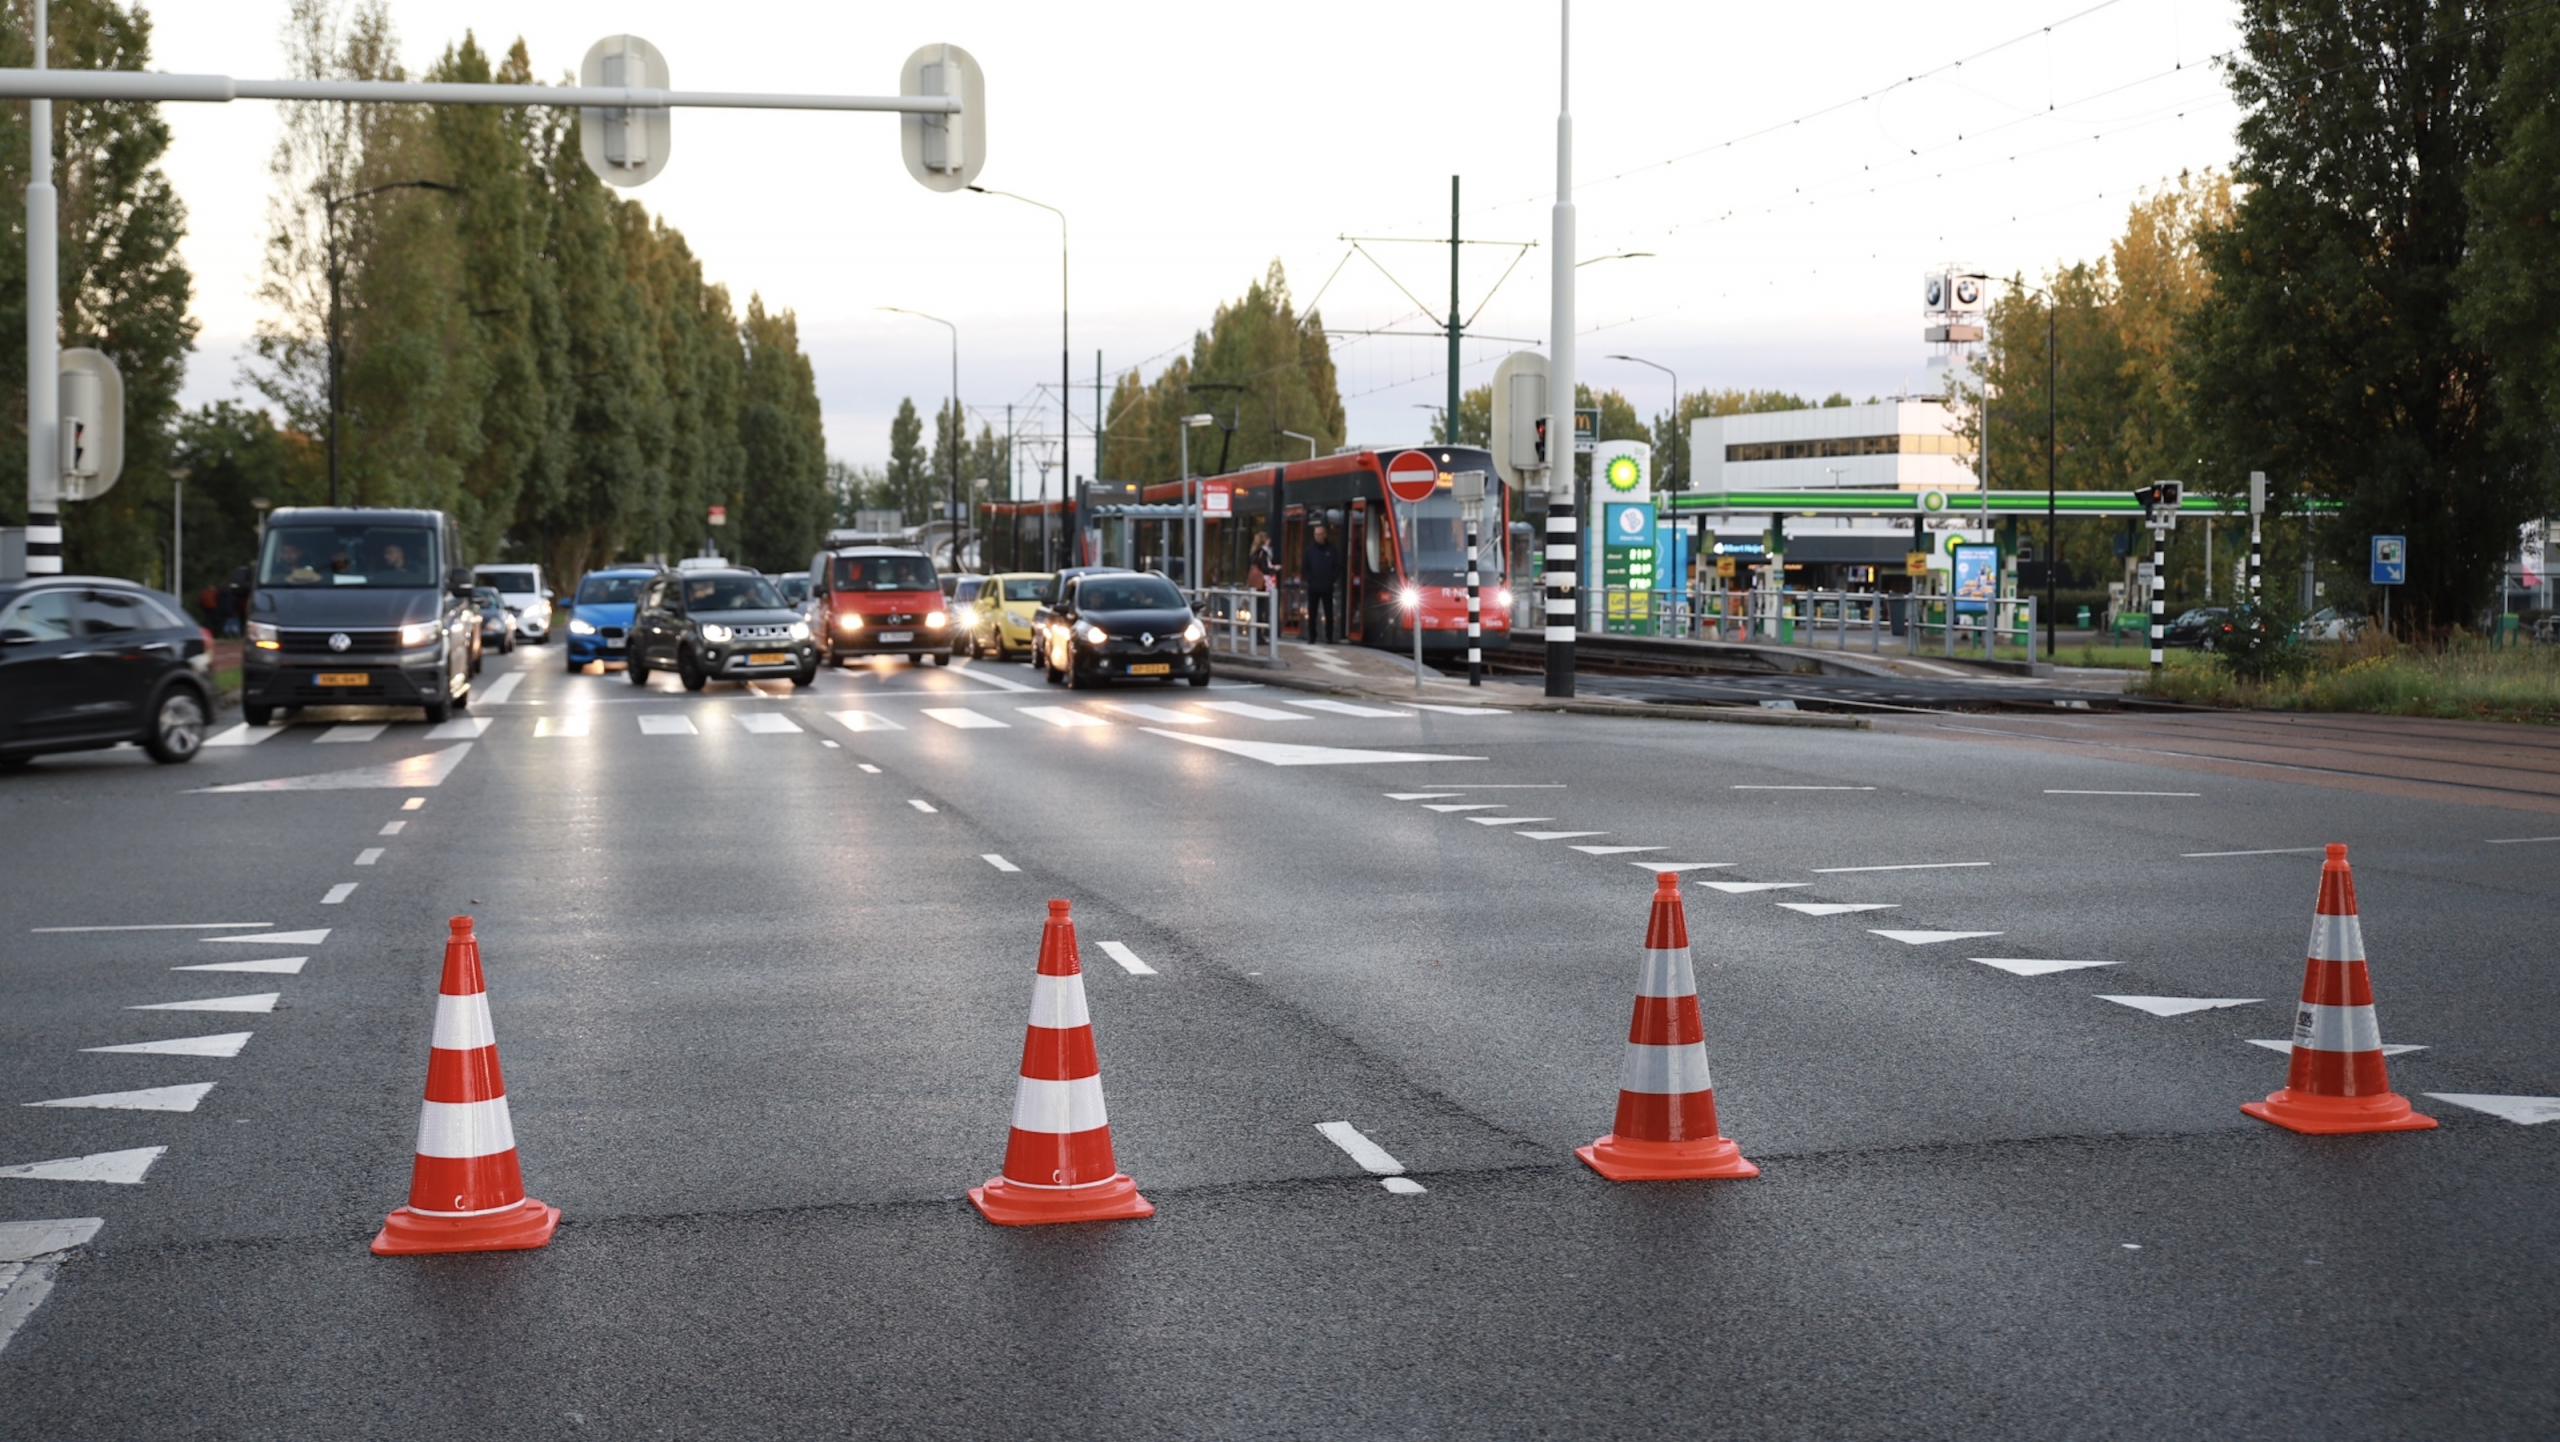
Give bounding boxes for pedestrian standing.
[1301,522,1341,643]
[1247,530,1275,592]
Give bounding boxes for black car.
[0,576,217,767]
[1041,572,1211,688]
[473,586,514,660]
[627,568,818,690]
[1028,565,1134,664]
[236,506,477,725]
[2164,606,2232,649]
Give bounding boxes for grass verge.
[2129,637,2560,723]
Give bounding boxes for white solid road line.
[24,1082,215,1113]
[30,923,269,933]
[1315,1121,1425,1195]
[533,715,590,738]
[0,1147,165,1185]
[321,883,358,905]
[1869,929,2004,945]
[908,799,938,813]
[478,671,526,705]
[921,708,1008,729]
[83,1033,251,1058]
[2046,789,2199,797]
[1194,701,1309,722]
[201,722,282,748]
[354,848,383,866]
[1734,785,1876,791]
[2182,847,2323,857]
[1970,958,2116,976]
[2423,1094,2560,1124]
[980,854,1020,872]
[173,957,306,975]
[833,711,906,733]
[2484,836,2560,845]
[208,928,327,945]
[1017,706,1110,728]
[379,821,406,835]
[2097,995,2263,1017]
[1097,942,1157,976]
[129,993,280,1014]
[735,712,804,734]
[637,714,698,735]
[1813,862,1990,874]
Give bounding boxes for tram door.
[1281,505,1306,639]
[1345,501,1369,643]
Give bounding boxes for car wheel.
[568,651,584,673]
[1066,659,1096,690]
[1188,668,1212,688]
[934,652,951,667]
[791,663,817,688]
[628,654,651,685]
[502,632,515,654]
[423,692,452,724]
[144,689,208,764]
[679,652,708,692]
[243,703,273,727]
[908,653,923,665]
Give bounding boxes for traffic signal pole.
[1544,1,1577,699]
[22,3,58,574]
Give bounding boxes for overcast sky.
[144,0,2245,480]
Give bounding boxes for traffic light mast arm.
[0,69,962,113]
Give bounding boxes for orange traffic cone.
[372,917,560,1254]
[2242,844,2437,1136]
[969,899,1155,1225]
[1579,871,1758,1181]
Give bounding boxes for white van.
[472,563,551,642]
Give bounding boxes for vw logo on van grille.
[328,632,352,652]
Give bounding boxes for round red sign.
[1384,450,1439,505]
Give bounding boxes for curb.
[1243,664,1868,729]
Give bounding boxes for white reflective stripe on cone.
[413,1096,518,1158]
[1025,973,1091,1031]
[1619,1041,1715,1096]
[430,991,497,1051]
[2307,912,2366,963]
[1009,1074,1109,1134]
[1633,947,1698,999]
[2291,1001,2383,1053]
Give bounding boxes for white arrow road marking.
[1424,804,1503,813]
[1097,942,1156,976]
[1384,793,1464,801]
[1777,903,1900,916]
[1466,816,1553,826]
[1813,862,1989,873]
[25,1083,214,1113]
[2423,1094,2560,1124]
[2097,995,2262,1017]
[1142,730,1483,767]
[1571,845,1663,855]
[0,1219,103,1261]
[0,1147,165,1185]
[208,929,327,945]
[1870,929,2005,945]
[1518,831,1608,841]
[193,743,473,793]
[1970,958,2114,976]
[128,993,279,1014]
[173,957,305,975]
[1697,881,1811,894]
[1632,862,1734,873]
[30,923,270,933]
[83,1033,252,1058]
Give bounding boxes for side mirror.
[0,627,35,647]
[446,566,474,596]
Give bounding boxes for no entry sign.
[1385,450,1440,505]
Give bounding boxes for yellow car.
[967,572,1054,660]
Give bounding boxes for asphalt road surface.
[3,647,2554,1439]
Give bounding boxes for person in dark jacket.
[1301,523,1341,642]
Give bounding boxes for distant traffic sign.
[1201,479,1231,518]
[1385,450,1439,505]
[2371,535,2406,586]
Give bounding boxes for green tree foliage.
[884,397,929,521]
[922,397,1012,533]
[172,403,307,604]
[2455,3,2560,496]
[736,297,828,571]
[2183,0,2539,629]
[0,0,198,586]
[1105,261,1345,482]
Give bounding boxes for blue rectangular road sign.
[2371,535,2406,586]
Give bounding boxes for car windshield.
[576,574,647,605]
[260,524,436,587]
[1002,577,1053,602]
[833,555,936,591]
[1078,577,1187,611]
[683,575,783,611]
[773,575,811,604]
[479,569,539,595]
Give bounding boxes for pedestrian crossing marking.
[832,711,904,732]
[1283,698,1414,718]
[316,723,386,743]
[1105,703,1208,724]
[478,671,526,705]
[1195,701,1308,722]
[201,722,283,747]
[425,716,492,738]
[1018,706,1110,728]
[735,712,803,734]
[921,708,1007,729]
[534,715,590,737]
[1141,730,1483,767]
[637,714,698,735]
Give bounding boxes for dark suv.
[627,568,818,690]
[236,506,476,724]
[0,576,217,767]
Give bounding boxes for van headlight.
[838,613,863,632]
[926,611,949,629]
[787,621,811,641]
[247,621,280,650]
[399,621,440,648]
[699,623,733,643]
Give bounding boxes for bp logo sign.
[1919,488,1950,514]
[1604,454,1643,492]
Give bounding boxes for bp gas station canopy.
[1664,487,2339,520]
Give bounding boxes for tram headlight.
[1399,587,1420,610]
[1496,588,1513,609]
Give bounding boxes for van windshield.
[833,555,936,591]
[261,524,436,588]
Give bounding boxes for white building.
[1686,398,1988,583]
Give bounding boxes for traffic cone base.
[967,1173,1154,1226]
[1577,1133,1758,1182]
[371,1196,560,1255]
[2242,1090,2437,1136]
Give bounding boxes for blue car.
[564,567,659,672]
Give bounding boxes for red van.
[812,547,955,666]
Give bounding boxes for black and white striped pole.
[1457,470,1486,686]
[2248,470,2266,603]
[1544,0,1577,700]
[2140,480,2181,675]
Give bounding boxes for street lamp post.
[968,185,1067,570]
[881,306,959,567]
[326,179,461,507]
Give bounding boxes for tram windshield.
[1397,493,1506,588]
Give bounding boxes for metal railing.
[1196,587,1278,661]
[1582,586,2042,662]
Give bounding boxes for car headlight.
[926,610,949,628]
[247,620,280,649]
[399,621,440,648]
[787,621,811,641]
[1183,619,1205,643]
[1079,622,1109,645]
[699,623,733,643]
[838,612,862,631]
[568,616,597,635]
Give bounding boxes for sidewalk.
[1240,639,1869,729]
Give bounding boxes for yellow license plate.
[314,672,369,687]
[1128,663,1171,676]
[748,652,790,665]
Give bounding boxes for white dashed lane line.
[321,883,358,905]
[908,800,938,813]
[1316,1122,1426,1195]
[378,821,405,836]
[858,763,882,774]
[354,849,383,867]
[980,855,1020,872]
[1097,942,1156,976]
[402,797,425,811]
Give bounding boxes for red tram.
[983,445,1515,658]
